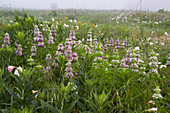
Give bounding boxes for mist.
[0,0,170,11]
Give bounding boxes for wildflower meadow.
[0,9,170,113]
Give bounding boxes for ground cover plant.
[0,9,170,113]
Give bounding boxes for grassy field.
[0,9,170,113]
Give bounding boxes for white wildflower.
[161,43,165,45]
[160,65,166,68]
[134,47,140,51]
[64,24,69,28]
[69,20,73,22]
[14,66,22,76]
[150,42,154,45]
[75,25,79,30]
[148,108,157,112]
[152,93,163,99]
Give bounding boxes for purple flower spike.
[3,33,10,47]
[65,72,74,78]
[38,42,44,47]
[16,44,22,56]
[46,54,52,61]
[48,33,54,44]
[167,54,170,66]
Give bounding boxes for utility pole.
[140,0,142,11]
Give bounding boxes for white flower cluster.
[42,21,50,31]
[152,86,163,99]
[14,66,23,76]
[68,82,78,94]
[110,51,120,67]
[148,50,161,75]
[146,86,163,112]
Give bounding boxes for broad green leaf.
[5,87,20,100]
[71,78,84,92]
[24,81,32,93]
[85,99,97,113]
[77,101,87,111]
[43,102,60,113]
[26,92,37,105]
[11,74,22,84]
[63,99,78,113]
[0,109,10,113]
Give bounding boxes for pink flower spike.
[8,66,15,72]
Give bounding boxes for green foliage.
[48,10,58,17]
[158,9,165,13]
[4,68,39,110]
[0,9,170,112]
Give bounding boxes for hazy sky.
[1,0,170,11]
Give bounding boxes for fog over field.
[0,0,170,11]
